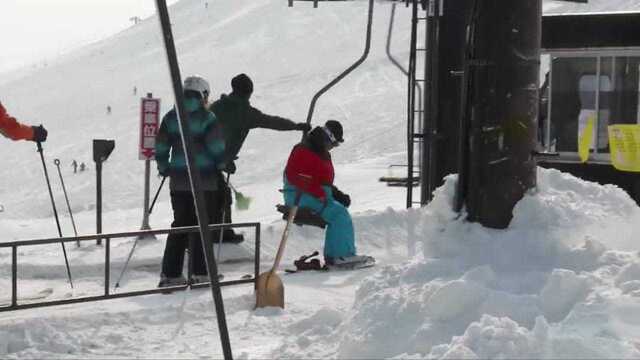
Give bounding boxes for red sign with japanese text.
[139,97,160,160]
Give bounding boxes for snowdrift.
[276,168,640,359]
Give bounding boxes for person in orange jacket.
[0,102,47,142]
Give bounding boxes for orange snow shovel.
[255,195,301,309]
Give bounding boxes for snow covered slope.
[0,0,409,229]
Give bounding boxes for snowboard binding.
[293,251,327,271]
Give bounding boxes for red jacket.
[285,144,334,199]
[0,103,34,141]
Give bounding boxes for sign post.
[139,93,160,239]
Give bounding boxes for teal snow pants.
[283,180,356,259]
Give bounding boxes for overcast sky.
[0,0,180,74]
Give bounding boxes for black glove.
[223,161,236,174]
[296,123,311,132]
[32,125,48,142]
[332,186,351,208]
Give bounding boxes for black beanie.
[325,120,344,143]
[231,73,253,96]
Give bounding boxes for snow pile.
[277,168,640,359]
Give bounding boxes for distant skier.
[71,160,78,174]
[283,120,372,268]
[209,73,310,242]
[133,86,137,96]
[155,75,225,287]
[0,102,48,142]
[106,105,112,115]
[79,162,86,172]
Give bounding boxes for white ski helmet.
[183,75,210,99]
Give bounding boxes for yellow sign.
[608,124,640,172]
[578,115,595,163]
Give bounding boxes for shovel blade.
[255,271,284,309]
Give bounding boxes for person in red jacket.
[284,120,369,266]
[0,102,47,142]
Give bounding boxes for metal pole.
[155,1,233,359]
[387,2,422,208]
[36,141,74,288]
[423,0,442,205]
[139,93,156,239]
[406,0,419,208]
[216,173,231,264]
[54,159,79,246]
[96,161,103,245]
[142,161,151,229]
[594,56,601,152]
[137,159,157,240]
[12,246,17,307]
[254,224,260,290]
[546,61,553,151]
[105,236,110,296]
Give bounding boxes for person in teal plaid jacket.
[155,75,225,287]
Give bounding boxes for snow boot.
[190,275,209,284]
[222,230,244,243]
[158,274,187,288]
[190,274,224,284]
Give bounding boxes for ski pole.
[114,176,167,289]
[148,176,167,215]
[37,141,74,289]
[54,159,79,246]
[113,238,139,290]
[216,173,231,264]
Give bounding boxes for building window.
[544,55,640,159]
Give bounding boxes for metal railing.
[0,222,260,312]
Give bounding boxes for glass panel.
[610,57,640,126]
[539,60,550,148]
[594,57,612,151]
[550,57,598,152]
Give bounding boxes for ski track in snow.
[2,0,640,358]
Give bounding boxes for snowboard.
[327,255,376,271]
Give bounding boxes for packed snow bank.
[277,168,640,359]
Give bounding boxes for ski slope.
[1,0,640,358]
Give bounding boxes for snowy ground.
[2,0,640,358]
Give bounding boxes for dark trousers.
[161,190,222,277]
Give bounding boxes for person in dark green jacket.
[209,73,310,242]
[155,75,225,287]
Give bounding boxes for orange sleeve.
[0,103,34,141]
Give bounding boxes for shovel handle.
[271,192,302,273]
